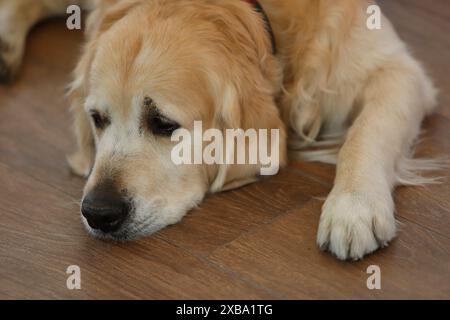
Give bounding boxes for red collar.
[243,0,276,54]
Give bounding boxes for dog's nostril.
[81,181,130,233]
[81,200,130,233]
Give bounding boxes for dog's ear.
[67,37,97,177]
[205,2,287,192]
[67,1,139,177]
[214,1,280,85]
[209,84,245,192]
[86,0,141,39]
[209,82,287,193]
[205,0,283,127]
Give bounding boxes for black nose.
[81,181,130,233]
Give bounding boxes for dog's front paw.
[317,192,397,260]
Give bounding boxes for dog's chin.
[81,216,163,242]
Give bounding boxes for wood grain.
[209,200,450,299]
[0,1,449,299]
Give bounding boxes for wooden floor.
[1,0,449,299]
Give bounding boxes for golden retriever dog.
[0,0,441,260]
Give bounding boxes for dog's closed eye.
[90,110,110,130]
[149,113,180,136]
[145,97,180,136]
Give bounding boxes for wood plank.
[209,200,450,299]
[157,169,330,257]
[394,115,450,238]
[0,2,449,300]
[0,89,84,198]
[0,162,274,299]
[379,0,450,119]
[0,19,85,197]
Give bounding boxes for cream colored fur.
[0,0,444,260]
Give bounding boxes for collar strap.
[243,0,277,54]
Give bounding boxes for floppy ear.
[67,1,139,177]
[205,1,286,192]
[209,76,288,193]
[209,82,287,193]
[66,39,96,177]
[209,85,246,192]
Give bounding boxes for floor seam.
[155,236,287,299]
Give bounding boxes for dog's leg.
[317,58,436,260]
[0,0,91,83]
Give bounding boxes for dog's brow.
[143,96,156,108]
[143,96,163,117]
[87,107,106,116]
[84,96,101,113]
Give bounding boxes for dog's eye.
[148,113,180,136]
[90,111,109,130]
[145,97,180,136]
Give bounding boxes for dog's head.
[69,0,286,240]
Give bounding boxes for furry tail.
[396,156,450,186]
[289,132,344,164]
[290,134,449,187]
